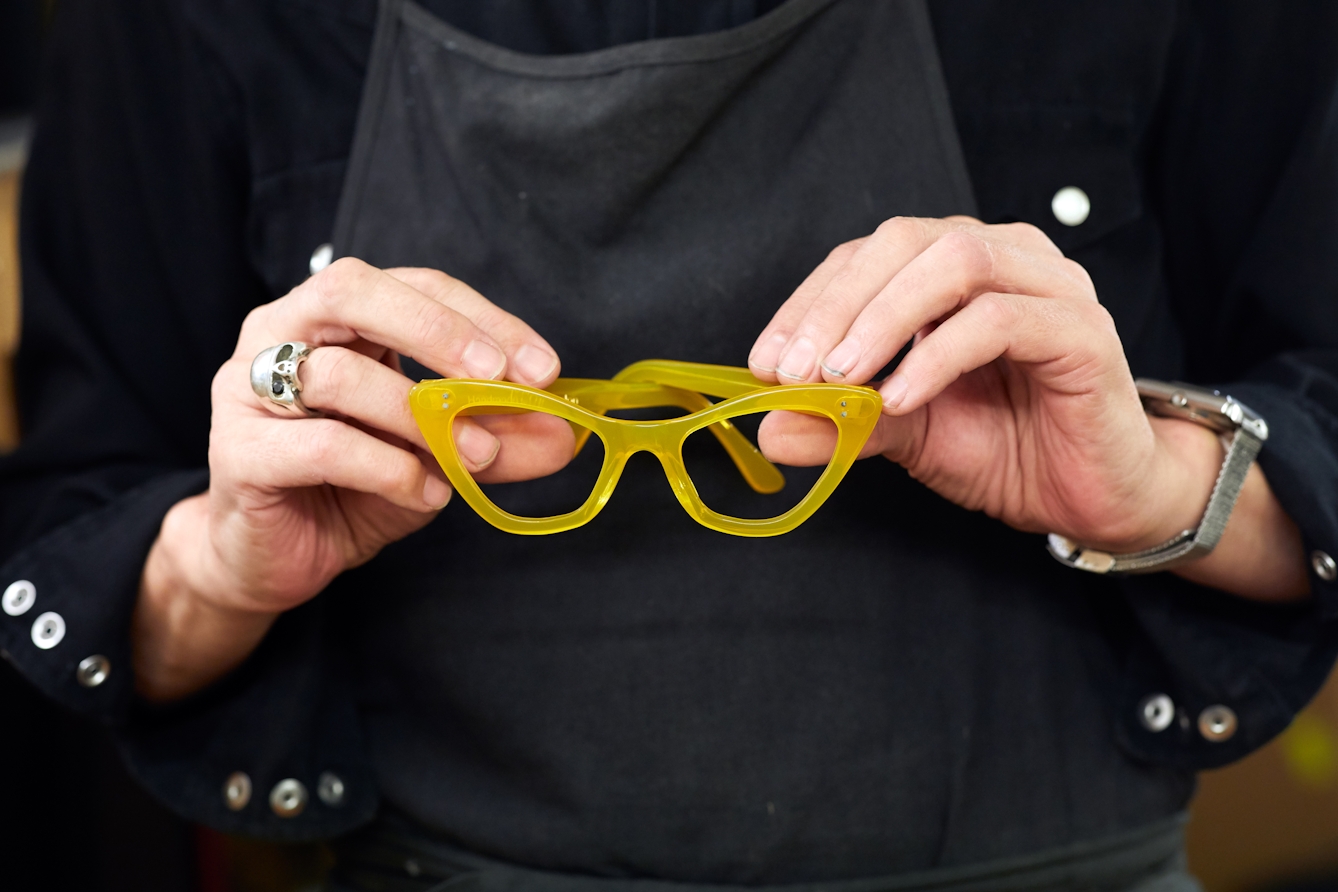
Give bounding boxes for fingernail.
[821,338,861,379]
[422,475,452,509]
[455,423,500,468]
[749,332,789,373]
[462,340,506,379]
[513,343,558,384]
[777,336,818,381]
[882,374,909,411]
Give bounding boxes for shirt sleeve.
[1115,0,1338,770]
[0,0,375,837]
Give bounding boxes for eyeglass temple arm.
[548,379,785,495]
[612,357,833,421]
[611,360,766,400]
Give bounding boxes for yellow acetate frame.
[409,360,881,537]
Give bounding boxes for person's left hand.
[747,215,1224,554]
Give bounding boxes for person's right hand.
[133,259,570,700]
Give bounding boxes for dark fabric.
[334,0,989,879]
[327,810,1199,892]
[0,658,197,892]
[423,0,790,55]
[1,0,1337,883]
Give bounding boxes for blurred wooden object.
[1188,666,1338,892]
[0,167,18,451]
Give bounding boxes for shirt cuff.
[0,469,209,722]
[1114,376,1338,770]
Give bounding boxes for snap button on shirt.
[1312,550,1337,582]
[76,655,110,688]
[1198,705,1238,742]
[224,772,252,811]
[30,612,65,650]
[1138,694,1175,732]
[1051,186,1090,226]
[3,580,36,616]
[309,243,334,276]
[317,771,346,807]
[270,778,308,817]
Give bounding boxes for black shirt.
[3,0,1338,884]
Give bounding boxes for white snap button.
[1138,694,1175,732]
[1312,550,1337,582]
[1198,705,1238,742]
[317,771,346,807]
[270,778,308,818]
[76,655,111,688]
[309,243,334,276]
[30,612,65,650]
[224,772,252,811]
[1051,186,1090,227]
[3,580,36,616]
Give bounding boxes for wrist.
[133,493,278,702]
[1082,416,1223,554]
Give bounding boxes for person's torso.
[196,0,1193,881]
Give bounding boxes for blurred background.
[3,4,1338,891]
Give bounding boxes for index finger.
[385,267,561,388]
[240,258,509,381]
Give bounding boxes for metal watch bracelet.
[1047,380,1268,575]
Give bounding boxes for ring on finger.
[251,342,319,417]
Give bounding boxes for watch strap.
[1047,382,1267,575]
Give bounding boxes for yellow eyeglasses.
[409,360,881,536]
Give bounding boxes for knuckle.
[470,301,515,335]
[1077,297,1117,334]
[236,302,286,354]
[371,447,419,496]
[938,230,992,280]
[875,216,921,244]
[210,361,238,403]
[401,267,456,301]
[300,419,343,467]
[238,306,268,342]
[308,347,351,407]
[1059,257,1097,297]
[412,303,466,350]
[825,240,862,267]
[1001,221,1053,249]
[394,454,425,492]
[975,291,1017,328]
[917,327,955,371]
[312,256,369,304]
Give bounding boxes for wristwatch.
[1047,379,1269,575]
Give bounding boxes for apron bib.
[331,0,975,375]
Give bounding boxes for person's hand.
[747,217,1301,582]
[134,259,571,699]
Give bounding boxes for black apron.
[325,0,1197,886]
[331,811,1194,892]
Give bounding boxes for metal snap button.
[3,580,36,616]
[1138,693,1175,732]
[76,655,110,688]
[1051,186,1090,227]
[1198,705,1238,742]
[270,778,308,818]
[309,243,334,276]
[1312,550,1337,583]
[224,772,252,811]
[317,771,346,807]
[30,612,65,650]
